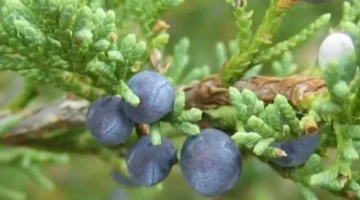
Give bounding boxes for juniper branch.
[0,76,357,200]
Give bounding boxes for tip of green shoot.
[321,13,331,22]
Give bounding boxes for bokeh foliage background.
[0,0,348,199]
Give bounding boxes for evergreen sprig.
[271,51,297,77]
[255,13,331,64]
[0,0,147,103]
[2,0,360,199]
[122,0,182,37]
[228,87,304,157]
[167,37,210,84]
[0,146,69,200]
[220,0,287,86]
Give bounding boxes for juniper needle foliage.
[1,0,360,199]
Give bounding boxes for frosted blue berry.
[86,96,134,146]
[272,113,320,167]
[126,135,178,187]
[120,70,175,123]
[180,128,241,196]
[270,133,320,167]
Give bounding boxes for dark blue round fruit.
[270,133,320,167]
[120,70,175,123]
[180,128,242,196]
[86,96,134,146]
[126,135,178,187]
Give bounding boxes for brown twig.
[135,123,150,138]
[183,74,327,109]
[1,96,89,138]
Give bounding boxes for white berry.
[318,32,355,69]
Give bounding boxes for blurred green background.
[0,0,348,199]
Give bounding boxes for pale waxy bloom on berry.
[318,32,355,69]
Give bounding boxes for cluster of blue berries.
[86,70,179,187]
[85,69,242,196]
[86,70,319,196]
[86,70,176,147]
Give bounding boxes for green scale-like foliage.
[2,0,360,200]
[0,0,148,104]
